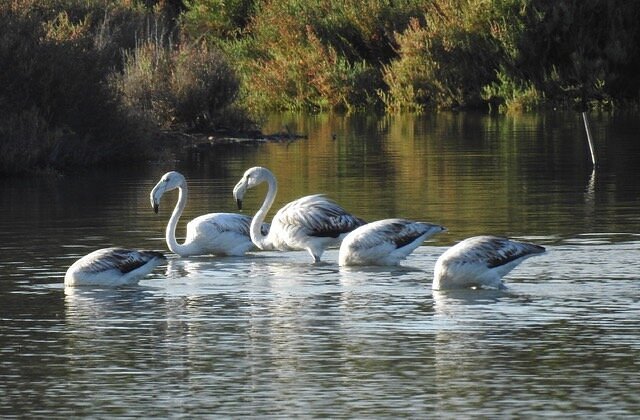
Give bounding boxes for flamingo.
[339,218,446,266]
[232,166,365,262]
[64,247,166,287]
[150,171,268,257]
[432,235,545,290]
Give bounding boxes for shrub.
[244,21,381,112]
[116,39,175,127]
[219,0,424,112]
[115,38,243,129]
[172,44,240,127]
[516,1,640,109]
[0,3,155,174]
[380,2,502,111]
[481,70,543,113]
[180,0,257,42]
[477,0,640,111]
[0,109,64,174]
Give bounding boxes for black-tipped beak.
[153,203,159,214]
[236,199,243,210]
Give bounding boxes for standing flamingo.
[232,166,365,262]
[339,218,446,266]
[433,236,545,290]
[150,171,268,257]
[65,247,166,287]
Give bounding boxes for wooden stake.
[582,111,597,167]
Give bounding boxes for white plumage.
[150,171,268,257]
[64,247,166,287]
[233,166,365,262]
[339,218,446,266]
[433,235,545,290]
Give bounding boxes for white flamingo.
[339,218,447,266]
[433,236,545,290]
[150,171,268,257]
[64,247,166,287]
[232,166,365,262]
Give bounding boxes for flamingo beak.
[150,181,166,214]
[233,178,247,210]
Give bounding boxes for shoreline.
[159,128,308,150]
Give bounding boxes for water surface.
[1,111,639,416]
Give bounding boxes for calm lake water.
[1,111,640,416]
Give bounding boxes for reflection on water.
[431,250,640,415]
[1,111,640,416]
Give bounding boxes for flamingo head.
[150,171,185,213]
[233,166,272,210]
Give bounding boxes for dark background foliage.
[2,0,639,173]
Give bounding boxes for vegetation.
[114,39,241,129]
[2,0,640,173]
[0,2,150,174]
[0,0,246,174]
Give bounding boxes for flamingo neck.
[166,183,194,255]
[251,173,277,250]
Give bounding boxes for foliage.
[0,1,250,173]
[221,0,424,112]
[114,39,242,129]
[380,9,498,111]
[0,3,153,174]
[180,0,257,42]
[464,0,640,111]
[4,0,640,173]
[214,0,640,112]
[514,0,640,110]
[0,109,64,174]
[242,21,381,111]
[481,70,543,113]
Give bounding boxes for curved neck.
[166,183,194,255]
[251,173,277,250]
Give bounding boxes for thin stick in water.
[582,111,597,167]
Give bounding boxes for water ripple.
[2,242,640,416]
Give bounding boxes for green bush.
[205,0,640,112]
[481,70,543,113]
[243,21,381,112]
[115,40,175,127]
[380,2,505,111]
[515,0,640,109]
[213,0,424,112]
[180,0,257,42]
[474,0,640,111]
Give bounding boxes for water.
[1,111,640,416]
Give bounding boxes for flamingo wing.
[275,194,365,238]
[187,213,269,238]
[433,236,545,290]
[454,236,546,269]
[75,248,165,275]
